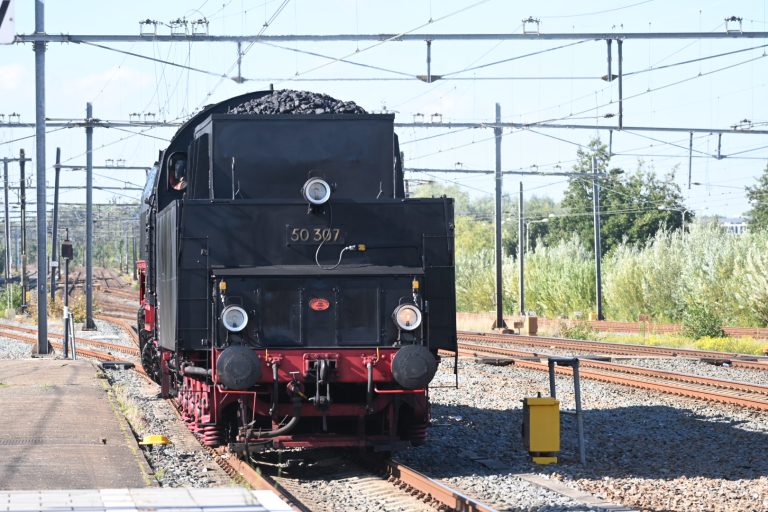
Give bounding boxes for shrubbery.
[559,321,597,340]
[681,302,725,340]
[456,223,768,329]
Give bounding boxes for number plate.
[286,226,346,245]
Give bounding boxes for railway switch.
[522,395,560,464]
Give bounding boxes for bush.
[559,321,597,340]
[69,294,95,323]
[0,285,23,316]
[693,336,766,356]
[525,235,595,318]
[681,302,725,340]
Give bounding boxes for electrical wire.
[107,126,172,142]
[286,0,492,80]
[0,127,69,147]
[256,41,415,78]
[78,41,226,79]
[539,0,655,19]
[441,40,591,78]
[315,240,356,271]
[623,42,768,77]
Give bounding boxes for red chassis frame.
[171,347,430,449]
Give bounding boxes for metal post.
[236,41,242,83]
[35,0,48,354]
[63,228,70,358]
[19,150,27,314]
[518,182,525,315]
[573,362,586,465]
[132,230,137,281]
[3,158,9,285]
[85,103,96,329]
[426,40,432,83]
[617,39,623,130]
[51,148,60,303]
[717,133,722,159]
[63,255,69,359]
[687,131,693,189]
[547,357,586,466]
[592,156,604,321]
[608,130,613,156]
[548,359,556,399]
[493,103,506,329]
[606,39,612,81]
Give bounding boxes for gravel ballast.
[3,317,767,510]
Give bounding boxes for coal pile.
[228,90,367,115]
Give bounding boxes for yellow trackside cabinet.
[522,397,560,464]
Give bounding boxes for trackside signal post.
[61,231,74,359]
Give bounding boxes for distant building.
[720,217,748,235]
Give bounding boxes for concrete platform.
[0,488,292,511]
[0,359,152,490]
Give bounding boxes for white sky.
[0,0,767,221]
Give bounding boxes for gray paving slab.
[0,488,292,511]
[0,359,153,490]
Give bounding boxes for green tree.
[546,139,688,253]
[411,182,521,255]
[520,195,558,252]
[746,163,768,230]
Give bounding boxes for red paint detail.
[267,435,400,449]
[309,297,330,311]
[137,260,147,305]
[160,350,172,398]
[374,387,426,394]
[213,349,396,383]
[143,304,155,331]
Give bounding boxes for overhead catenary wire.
[284,0,493,81]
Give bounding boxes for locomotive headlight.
[302,177,332,206]
[393,304,422,331]
[221,305,248,332]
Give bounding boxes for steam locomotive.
[137,90,456,453]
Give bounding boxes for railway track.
[455,338,768,411]
[0,320,139,358]
[459,330,768,371]
[260,452,497,512]
[0,313,494,511]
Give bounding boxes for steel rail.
[96,314,140,347]
[458,331,768,371]
[0,327,123,361]
[0,320,139,356]
[459,341,768,396]
[385,459,498,512]
[209,447,307,511]
[454,341,768,411]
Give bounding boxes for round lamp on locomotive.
[393,304,422,331]
[221,305,248,332]
[302,177,332,206]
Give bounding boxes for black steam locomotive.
[137,90,456,452]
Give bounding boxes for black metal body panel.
[155,198,456,352]
[190,115,396,201]
[156,204,179,350]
